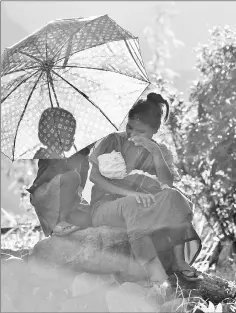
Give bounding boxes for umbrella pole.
[48,73,78,152]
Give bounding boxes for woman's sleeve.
[89,133,117,166]
[159,144,181,181]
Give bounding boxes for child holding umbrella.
[27,107,94,237]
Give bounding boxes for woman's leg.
[173,244,193,271]
[93,196,167,283]
[172,243,201,278]
[58,171,81,223]
[66,204,92,229]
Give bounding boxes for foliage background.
[1,3,235,281]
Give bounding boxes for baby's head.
[38,108,76,153]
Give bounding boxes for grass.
[1,225,44,252]
[1,223,236,312]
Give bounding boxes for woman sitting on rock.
[89,92,202,285]
[27,107,93,237]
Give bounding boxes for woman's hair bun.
[147,92,169,123]
[147,93,166,105]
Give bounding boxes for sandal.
[52,221,80,237]
[173,268,203,281]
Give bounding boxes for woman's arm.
[90,165,156,207]
[152,152,173,187]
[130,136,173,187]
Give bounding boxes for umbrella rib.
[48,73,60,107]
[18,51,43,64]
[51,19,95,64]
[32,33,47,60]
[3,66,39,76]
[132,39,144,64]
[62,35,74,68]
[51,69,118,131]
[130,39,149,80]
[134,38,149,80]
[1,151,13,162]
[50,15,135,65]
[54,38,138,69]
[47,74,67,158]
[54,65,148,82]
[18,144,39,159]
[1,70,41,103]
[45,28,48,61]
[118,83,151,129]
[47,74,54,108]
[46,74,66,158]
[12,72,43,161]
[51,16,109,64]
[45,33,55,109]
[124,39,148,80]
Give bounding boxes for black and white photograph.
[1,1,236,312]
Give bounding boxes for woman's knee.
[92,202,126,227]
[118,196,141,216]
[119,196,138,208]
[60,171,81,187]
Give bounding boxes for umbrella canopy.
[1,15,150,161]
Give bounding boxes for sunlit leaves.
[147,21,236,240]
[188,25,236,239]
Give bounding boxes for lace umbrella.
[1,15,150,161]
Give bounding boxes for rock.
[168,272,236,304]
[1,256,28,302]
[3,226,236,307]
[159,298,184,312]
[106,282,156,312]
[59,288,109,312]
[71,273,114,297]
[28,226,145,281]
[146,281,174,307]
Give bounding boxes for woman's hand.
[130,135,161,155]
[128,191,156,207]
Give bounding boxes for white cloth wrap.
[97,151,170,190]
[97,150,127,179]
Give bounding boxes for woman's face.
[126,118,156,140]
